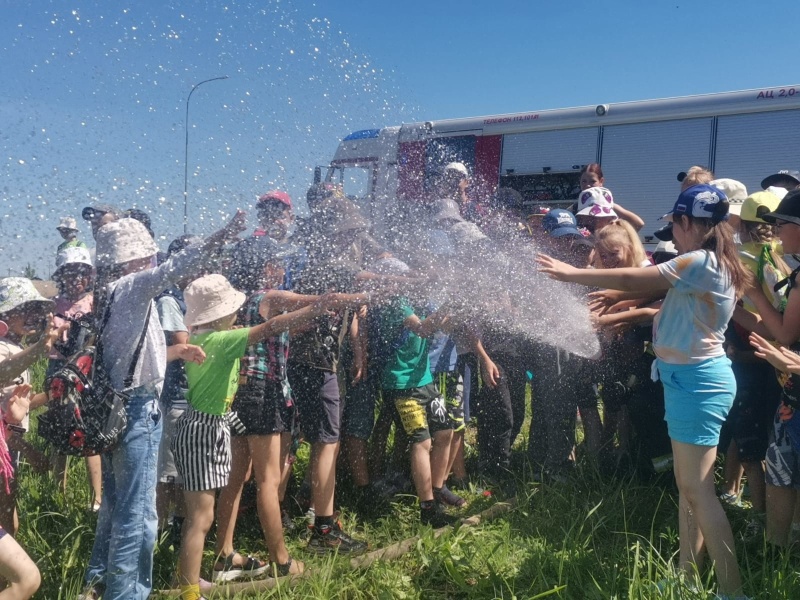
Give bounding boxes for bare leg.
[215,436,252,558]
[249,433,302,573]
[52,454,68,494]
[343,435,370,488]
[579,405,603,460]
[672,440,743,596]
[0,533,41,600]
[177,490,216,586]
[430,429,453,489]
[311,441,339,517]
[447,430,466,481]
[720,439,743,498]
[409,438,433,502]
[86,455,103,508]
[765,484,797,547]
[742,460,766,513]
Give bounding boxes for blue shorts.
[657,355,735,447]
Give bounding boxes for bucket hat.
[184,274,247,328]
[0,277,54,316]
[95,218,159,267]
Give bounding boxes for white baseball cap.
[576,186,618,218]
[444,162,469,178]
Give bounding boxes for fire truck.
[318,84,800,244]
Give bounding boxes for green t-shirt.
[380,297,433,391]
[185,327,250,415]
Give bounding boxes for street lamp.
[183,75,229,233]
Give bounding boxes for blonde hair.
[682,166,714,190]
[593,220,648,268]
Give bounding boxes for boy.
[379,294,456,527]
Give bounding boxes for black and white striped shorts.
[173,408,239,492]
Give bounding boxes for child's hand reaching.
[4,383,32,426]
[750,332,800,375]
[175,344,207,365]
[536,254,577,281]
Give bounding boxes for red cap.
[257,190,292,209]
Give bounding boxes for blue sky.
[1,0,796,275]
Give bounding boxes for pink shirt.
[49,292,94,360]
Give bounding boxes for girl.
[48,247,103,510]
[0,278,60,536]
[213,257,352,581]
[174,274,348,599]
[538,184,751,600]
[733,189,800,548]
[83,214,246,600]
[591,221,650,464]
[578,164,645,231]
[0,384,41,599]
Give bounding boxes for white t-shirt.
[653,250,735,365]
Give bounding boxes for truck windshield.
[326,164,373,211]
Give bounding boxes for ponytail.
[694,207,753,298]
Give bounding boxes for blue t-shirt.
[654,250,735,365]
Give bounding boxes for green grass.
[12,366,800,598]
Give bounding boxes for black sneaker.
[434,484,466,507]
[307,522,368,555]
[420,501,458,528]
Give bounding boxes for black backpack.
[37,291,152,456]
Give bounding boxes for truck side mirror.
[313,166,322,184]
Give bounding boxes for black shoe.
[307,522,368,555]
[420,501,458,528]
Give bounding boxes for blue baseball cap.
[655,184,729,241]
[542,209,583,238]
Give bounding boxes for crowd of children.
[2,163,800,600]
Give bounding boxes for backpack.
[37,290,152,456]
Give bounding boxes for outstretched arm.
[537,254,671,293]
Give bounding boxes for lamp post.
[183,75,229,234]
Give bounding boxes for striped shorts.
[173,408,240,492]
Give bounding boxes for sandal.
[211,552,268,582]
[270,557,304,578]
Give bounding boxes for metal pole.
[184,75,229,234]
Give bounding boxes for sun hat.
[575,187,618,218]
[710,179,747,216]
[81,203,117,221]
[761,169,800,190]
[766,186,789,201]
[449,221,488,247]
[54,246,94,278]
[184,274,247,327]
[433,198,465,223]
[740,191,781,223]
[95,218,159,267]
[257,190,293,210]
[327,200,369,235]
[762,189,800,226]
[0,277,54,316]
[542,209,583,238]
[655,184,729,241]
[124,208,155,238]
[444,162,469,178]
[57,216,79,231]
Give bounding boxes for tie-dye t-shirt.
[653,250,735,365]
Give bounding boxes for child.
[83,214,245,600]
[48,246,103,510]
[0,277,60,535]
[173,274,341,598]
[379,292,456,527]
[214,256,348,581]
[539,184,751,599]
[0,383,41,599]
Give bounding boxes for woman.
[538,184,750,599]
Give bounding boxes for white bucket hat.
[54,246,94,278]
[710,178,747,216]
[57,216,79,231]
[576,186,618,218]
[0,277,54,316]
[184,274,246,327]
[444,162,469,178]
[449,221,488,247]
[95,218,159,267]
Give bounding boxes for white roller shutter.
[501,127,598,174]
[600,118,712,242]
[714,110,800,193]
